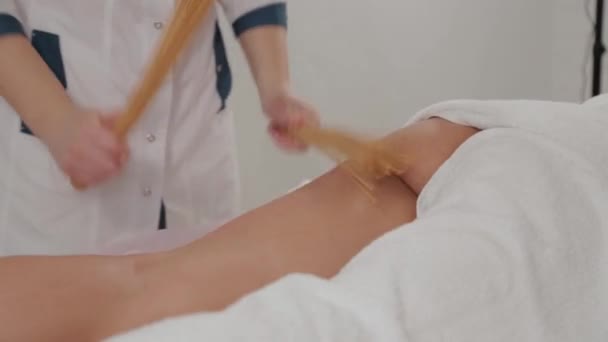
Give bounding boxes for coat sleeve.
[0,0,26,37]
[218,0,287,37]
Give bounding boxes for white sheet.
[106,96,608,342]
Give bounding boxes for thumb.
[99,111,124,133]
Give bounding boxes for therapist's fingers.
[83,126,127,184]
[100,112,131,165]
[96,119,128,166]
[266,97,321,153]
[268,118,308,152]
[68,154,119,187]
[62,112,129,187]
[64,143,120,187]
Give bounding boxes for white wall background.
[222,0,596,211]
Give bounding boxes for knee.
[383,118,479,194]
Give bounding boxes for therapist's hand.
[47,109,129,188]
[263,91,320,152]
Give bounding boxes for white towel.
[107,96,608,342]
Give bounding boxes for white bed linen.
[106,96,608,342]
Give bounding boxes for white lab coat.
[0,0,288,256]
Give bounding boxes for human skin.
[0,118,478,341]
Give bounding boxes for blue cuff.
[0,13,25,36]
[232,3,287,37]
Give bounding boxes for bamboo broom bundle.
[290,125,408,197]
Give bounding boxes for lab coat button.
[142,188,152,197]
[154,22,164,30]
[146,133,156,143]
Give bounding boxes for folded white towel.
[107,96,608,342]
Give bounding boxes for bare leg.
[0,255,140,341]
[97,170,415,337]
[104,118,478,336]
[0,169,415,342]
[0,118,478,341]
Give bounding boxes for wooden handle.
[113,0,214,139]
[71,0,214,191]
